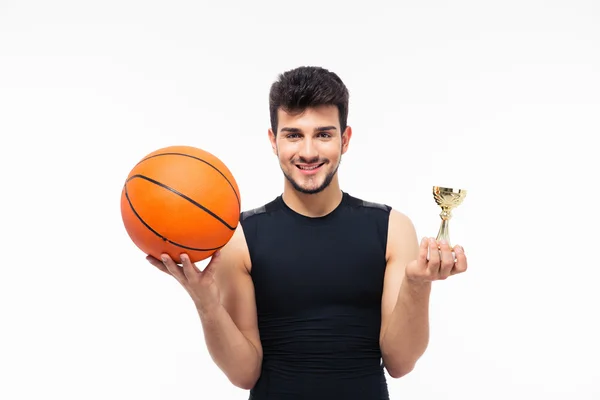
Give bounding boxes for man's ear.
[268,128,277,155]
[341,125,352,154]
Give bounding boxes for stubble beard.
[281,158,340,195]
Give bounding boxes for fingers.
[417,238,429,266]
[180,253,200,282]
[419,238,467,281]
[438,240,455,279]
[426,238,440,276]
[159,253,187,282]
[148,252,220,284]
[202,250,221,277]
[147,255,171,275]
[452,245,468,275]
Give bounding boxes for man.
[147,66,468,399]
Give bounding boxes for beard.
[281,157,340,195]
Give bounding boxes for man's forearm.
[381,278,432,377]
[198,304,261,389]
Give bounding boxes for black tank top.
[240,191,392,400]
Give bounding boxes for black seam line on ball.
[124,184,228,251]
[126,174,237,230]
[126,174,237,231]
[136,152,240,209]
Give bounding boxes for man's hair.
[269,66,350,134]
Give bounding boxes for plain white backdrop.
[1,0,599,399]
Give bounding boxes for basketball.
[120,145,241,264]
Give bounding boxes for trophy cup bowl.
[433,186,467,249]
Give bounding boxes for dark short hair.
[269,66,349,134]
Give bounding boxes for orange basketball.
[120,145,241,264]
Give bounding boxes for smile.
[297,163,323,170]
[296,163,325,174]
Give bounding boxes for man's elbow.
[381,347,422,379]
[231,378,257,390]
[226,361,262,390]
[229,372,260,390]
[386,362,415,379]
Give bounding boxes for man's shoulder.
[344,193,415,231]
[240,196,282,222]
[344,192,392,213]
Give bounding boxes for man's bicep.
[214,226,262,355]
[380,210,420,339]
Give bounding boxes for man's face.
[269,105,352,195]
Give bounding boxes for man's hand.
[405,237,468,283]
[146,251,222,312]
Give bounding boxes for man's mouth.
[296,163,324,170]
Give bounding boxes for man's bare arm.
[379,210,431,378]
[197,226,263,389]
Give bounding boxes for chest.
[249,220,388,315]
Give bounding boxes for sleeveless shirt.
[240,191,392,400]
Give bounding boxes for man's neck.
[282,180,343,218]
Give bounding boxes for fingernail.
[161,255,168,262]
[455,246,464,253]
[180,254,187,261]
[421,237,427,245]
[440,239,447,245]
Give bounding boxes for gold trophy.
[433,186,467,249]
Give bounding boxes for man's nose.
[298,138,318,160]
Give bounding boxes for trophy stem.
[436,208,452,247]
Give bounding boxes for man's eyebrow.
[315,126,337,132]
[280,127,301,133]
[279,126,337,133]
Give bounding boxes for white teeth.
[299,165,320,170]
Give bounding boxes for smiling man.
[150,66,468,399]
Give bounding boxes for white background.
[1,0,599,399]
